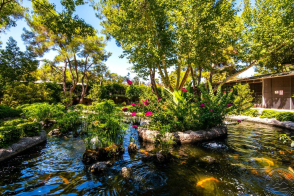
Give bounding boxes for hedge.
[260,110,280,119]
[0,126,21,148]
[0,105,21,119]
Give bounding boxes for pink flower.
[142,100,150,106]
[126,79,132,85]
[230,89,233,91]
[227,104,232,107]
[132,125,138,128]
[145,111,153,116]
[237,120,241,123]
[131,112,136,116]
[200,103,205,107]
[137,104,141,107]
[122,108,128,111]
[182,88,187,92]
[158,97,162,100]
[131,103,136,106]
[224,91,226,93]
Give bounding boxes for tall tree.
[0,37,38,85]
[23,0,110,105]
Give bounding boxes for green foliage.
[260,110,280,119]
[2,82,53,107]
[3,118,28,126]
[0,126,21,148]
[43,83,62,103]
[56,111,81,133]
[0,37,38,85]
[0,105,21,119]
[229,83,254,115]
[16,122,42,137]
[20,103,65,122]
[276,112,294,122]
[279,134,294,147]
[125,85,141,100]
[242,109,260,117]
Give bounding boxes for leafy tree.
[23,0,110,106]
[0,0,26,44]
[0,37,38,86]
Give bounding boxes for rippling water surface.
[1,122,294,195]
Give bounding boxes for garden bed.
[0,130,47,162]
[226,115,294,130]
[137,126,227,144]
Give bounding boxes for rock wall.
[0,130,47,162]
[137,126,227,144]
[226,115,294,130]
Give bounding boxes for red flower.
[126,79,132,85]
[209,109,213,112]
[131,103,136,106]
[131,112,136,116]
[200,103,205,107]
[132,125,138,128]
[224,91,226,93]
[227,104,232,107]
[122,108,128,111]
[142,100,150,106]
[137,104,141,107]
[145,111,153,116]
[237,120,241,123]
[182,88,187,92]
[230,89,233,91]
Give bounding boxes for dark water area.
[1,122,294,195]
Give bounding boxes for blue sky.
[0,0,255,80]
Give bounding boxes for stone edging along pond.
[226,115,294,130]
[137,125,227,144]
[0,130,47,162]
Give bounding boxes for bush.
[56,111,81,133]
[0,105,21,119]
[0,126,21,148]
[3,118,28,126]
[17,122,42,137]
[228,83,254,115]
[242,109,260,117]
[276,112,294,122]
[2,82,53,107]
[260,110,279,119]
[125,85,141,100]
[20,103,65,122]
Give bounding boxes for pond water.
[1,122,294,195]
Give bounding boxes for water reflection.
[0,122,294,195]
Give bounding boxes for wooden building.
[226,72,294,110]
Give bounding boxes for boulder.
[137,126,227,144]
[200,156,216,163]
[128,142,138,154]
[89,161,112,173]
[48,129,61,136]
[121,167,132,180]
[83,144,125,164]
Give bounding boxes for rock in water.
[200,156,216,163]
[89,161,112,173]
[121,167,132,180]
[128,142,138,154]
[48,129,61,136]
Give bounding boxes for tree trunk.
[179,66,191,90]
[62,62,67,94]
[150,67,159,97]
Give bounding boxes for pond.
[0,122,294,195]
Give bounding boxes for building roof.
[226,71,294,83]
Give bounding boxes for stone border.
[137,126,227,144]
[226,115,294,130]
[0,130,47,162]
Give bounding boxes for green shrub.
[276,112,294,122]
[16,122,42,137]
[0,105,21,119]
[20,103,65,122]
[56,111,81,133]
[242,109,260,117]
[228,83,254,115]
[2,82,53,107]
[3,118,28,126]
[125,85,141,100]
[260,110,279,119]
[0,126,21,148]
